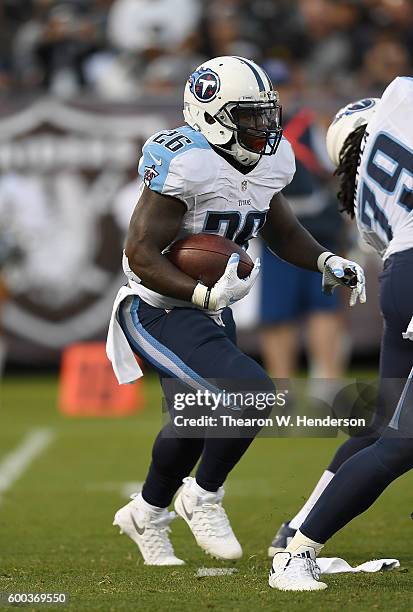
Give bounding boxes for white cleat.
[174,477,242,560]
[269,552,327,591]
[113,494,185,566]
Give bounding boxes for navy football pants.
[327,248,413,472]
[300,249,413,543]
[119,296,273,507]
[302,426,413,544]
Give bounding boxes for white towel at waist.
[106,285,143,385]
[107,284,227,385]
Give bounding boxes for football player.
[269,76,413,591]
[107,56,365,566]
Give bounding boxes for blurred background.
[0,0,412,376]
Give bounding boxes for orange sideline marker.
[59,342,143,417]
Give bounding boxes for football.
[166,233,254,288]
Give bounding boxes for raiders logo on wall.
[0,98,173,364]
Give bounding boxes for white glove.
[191,253,261,311]
[318,251,366,307]
[402,315,413,341]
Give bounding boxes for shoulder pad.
[138,126,210,193]
[271,137,296,180]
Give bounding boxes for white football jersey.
[124,124,295,309]
[355,77,413,260]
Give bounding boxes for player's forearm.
[262,192,330,271]
[263,221,326,272]
[126,242,197,301]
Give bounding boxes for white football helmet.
[183,56,282,166]
[326,98,380,166]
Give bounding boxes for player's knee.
[327,431,380,473]
[222,354,275,420]
[374,435,413,476]
[242,376,275,421]
[252,371,275,419]
[229,378,275,421]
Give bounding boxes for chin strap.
[213,139,260,166]
[229,141,261,165]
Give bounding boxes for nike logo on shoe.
[131,513,145,535]
[181,498,193,521]
[149,152,162,165]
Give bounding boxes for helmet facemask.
[216,97,282,158]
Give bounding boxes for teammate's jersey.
[124,124,295,309]
[355,77,413,260]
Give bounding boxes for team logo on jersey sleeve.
[189,68,221,102]
[143,164,159,187]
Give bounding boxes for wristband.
[191,283,208,307]
[191,283,218,311]
[317,251,335,273]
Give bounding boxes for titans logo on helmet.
[189,68,221,102]
[332,98,377,124]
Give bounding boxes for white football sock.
[192,478,218,497]
[289,470,334,530]
[137,492,166,513]
[286,530,324,559]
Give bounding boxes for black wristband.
[324,254,335,267]
[204,287,212,309]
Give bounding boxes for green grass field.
[1,374,412,612]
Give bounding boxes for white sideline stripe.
[196,568,238,577]
[85,481,143,498]
[120,481,142,499]
[0,428,55,500]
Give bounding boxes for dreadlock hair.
[335,123,367,218]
